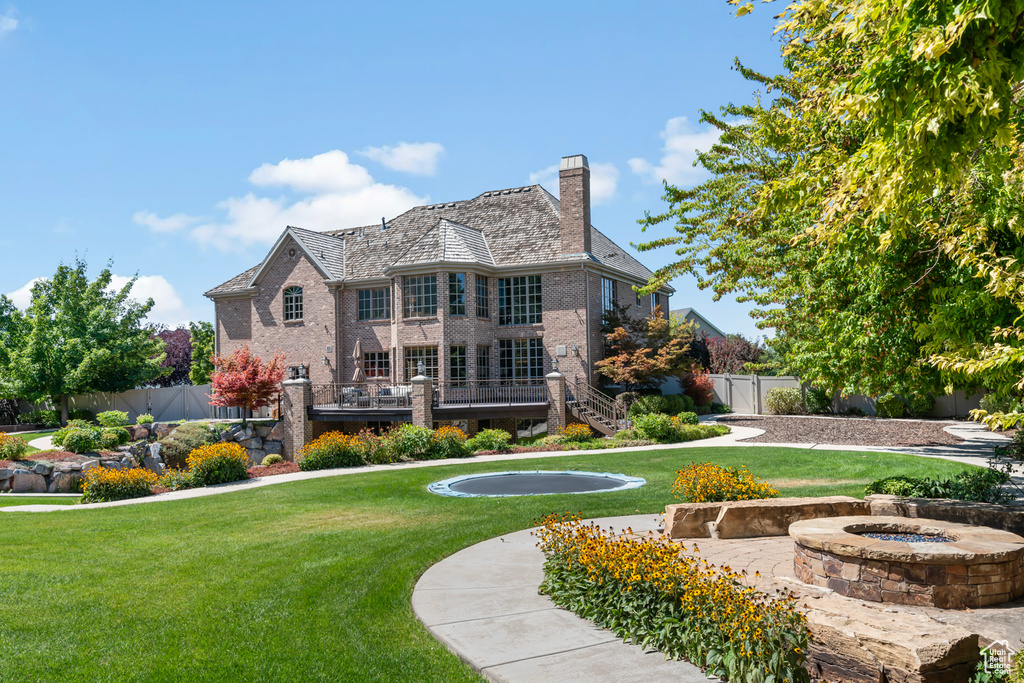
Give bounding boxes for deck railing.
[433,379,547,407]
[311,383,412,409]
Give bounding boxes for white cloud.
[0,10,18,35]
[137,148,428,251]
[628,116,725,186]
[358,142,444,176]
[6,277,44,308]
[132,211,200,233]
[528,161,619,205]
[7,274,197,328]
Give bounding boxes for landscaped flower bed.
[534,513,810,682]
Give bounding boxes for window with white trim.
[283,286,303,321]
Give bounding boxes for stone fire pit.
[790,516,1024,609]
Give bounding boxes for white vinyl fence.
[22,384,215,423]
[663,374,983,419]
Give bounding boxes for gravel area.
[718,415,965,447]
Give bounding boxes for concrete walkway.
[412,517,714,683]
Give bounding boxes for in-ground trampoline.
[428,470,646,498]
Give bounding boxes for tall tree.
[209,345,285,425]
[0,259,167,425]
[596,305,697,391]
[147,326,193,387]
[189,321,215,385]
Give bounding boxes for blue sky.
[0,2,783,339]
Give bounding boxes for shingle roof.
[208,184,669,295]
[206,265,259,296]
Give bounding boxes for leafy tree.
[0,259,167,425]
[189,321,215,385]
[147,326,192,387]
[706,334,765,375]
[637,2,1024,411]
[596,305,697,391]
[209,345,285,425]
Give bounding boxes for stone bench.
[664,496,871,540]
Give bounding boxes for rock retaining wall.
[0,455,140,493]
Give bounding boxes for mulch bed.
[247,462,301,478]
[717,415,966,448]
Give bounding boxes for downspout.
[583,264,591,384]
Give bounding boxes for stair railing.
[566,377,630,433]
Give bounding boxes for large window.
[449,345,467,386]
[499,338,544,383]
[497,275,542,325]
[363,352,390,378]
[476,276,489,318]
[358,288,391,321]
[449,273,466,316]
[602,277,616,315]
[283,286,303,321]
[404,346,438,380]
[476,345,491,381]
[403,275,437,318]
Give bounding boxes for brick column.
[282,378,312,461]
[411,374,433,429]
[546,370,566,434]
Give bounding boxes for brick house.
[206,154,672,438]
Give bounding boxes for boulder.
[239,436,262,450]
[255,424,272,439]
[664,496,871,540]
[127,425,149,440]
[81,459,100,473]
[142,456,163,475]
[48,472,82,493]
[152,423,175,439]
[267,421,284,442]
[234,427,254,442]
[32,462,53,477]
[130,440,148,458]
[11,470,46,493]
[0,468,12,482]
[0,478,8,492]
[102,461,122,471]
[147,443,163,461]
[263,440,283,455]
[247,449,266,465]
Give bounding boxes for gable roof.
[671,307,726,338]
[207,184,673,297]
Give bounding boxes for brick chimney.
[559,154,591,254]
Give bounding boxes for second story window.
[403,275,437,318]
[404,346,438,380]
[476,276,489,318]
[449,273,466,316]
[363,352,390,378]
[358,288,391,321]
[477,345,490,381]
[283,286,303,321]
[602,277,617,316]
[498,275,542,325]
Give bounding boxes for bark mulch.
[247,462,301,478]
[717,415,965,448]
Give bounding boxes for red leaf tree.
[209,346,286,425]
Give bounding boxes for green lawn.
[0,495,81,507]
[0,446,974,682]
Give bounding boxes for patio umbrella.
[352,339,363,362]
[351,339,365,382]
[352,366,366,383]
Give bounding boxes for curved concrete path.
[412,515,714,683]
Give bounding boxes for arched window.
[283,286,303,321]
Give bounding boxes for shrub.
[672,423,731,442]
[261,454,284,466]
[558,423,595,443]
[52,419,95,448]
[710,402,731,414]
[535,514,809,681]
[430,426,471,459]
[764,387,805,415]
[387,424,434,460]
[102,427,130,447]
[355,429,400,465]
[159,423,218,469]
[673,411,699,426]
[865,469,1010,503]
[632,413,677,442]
[469,428,512,453]
[17,409,60,428]
[158,468,196,491]
[98,431,120,451]
[875,393,906,419]
[136,413,154,425]
[804,387,832,415]
[672,462,780,503]
[680,369,715,406]
[81,467,157,503]
[186,442,251,485]
[906,393,935,418]
[0,433,29,461]
[845,406,866,416]
[62,428,100,454]
[96,410,130,427]
[298,432,365,471]
[627,394,667,418]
